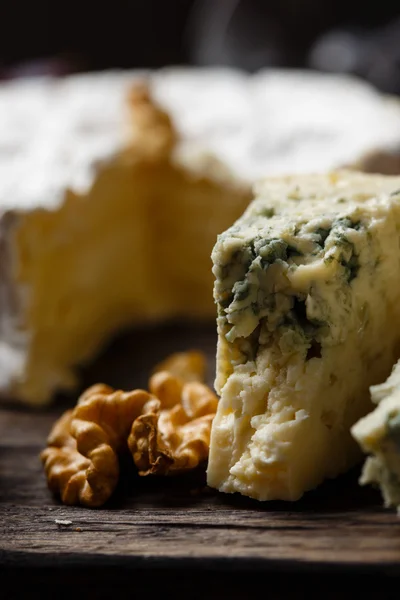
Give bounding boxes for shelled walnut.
[129,371,218,476]
[40,351,218,507]
[152,350,207,382]
[40,384,152,507]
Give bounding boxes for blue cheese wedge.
[351,360,400,511]
[207,170,400,501]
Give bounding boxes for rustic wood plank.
[2,421,400,570]
[2,322,400,592]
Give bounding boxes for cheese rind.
[3,68,400,214]
[351,360,400,510]
[207,171,400,501]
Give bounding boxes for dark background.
[1,0,400,94]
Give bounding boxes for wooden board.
[2,322,400,597]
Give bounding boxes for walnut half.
[40,351,218,507]
[129,371,218,476]
[40,384,151,507]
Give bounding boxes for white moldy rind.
[0,211,29,393]
[1,68,400,211]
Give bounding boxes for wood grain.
[2,323,400,597]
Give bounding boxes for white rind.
[1,68,400,212]
[0,211,29,394]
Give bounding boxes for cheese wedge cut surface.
[207,170,400,501]
[351,360,400,511]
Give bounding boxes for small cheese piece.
[2,68,400,406]
[207,170,400,501]
[351,360,400,511]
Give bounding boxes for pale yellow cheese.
[352,360,400,511]
[9,157,249,405]
[208,171,400,501]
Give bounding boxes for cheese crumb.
[55,519,73,525]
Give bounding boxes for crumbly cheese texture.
[351,360,400,511]
[207,170,400,501]
[2,67,400,406]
